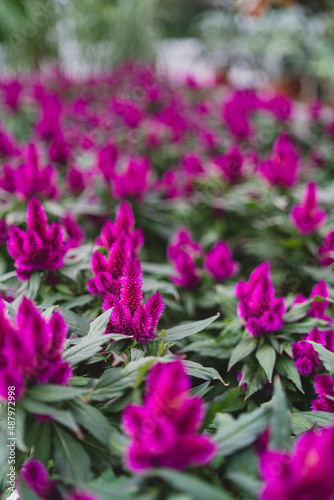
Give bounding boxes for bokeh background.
[1,0,334,99]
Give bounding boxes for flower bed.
[1,64,334,500]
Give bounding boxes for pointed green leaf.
[308,341,334,374]
[228,337,257,371]
[256,344,276,383]
[269,377,291,450]
[163,314,220,342]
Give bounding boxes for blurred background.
[1,0,334,99]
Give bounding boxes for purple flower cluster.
[122,359,216,471]
[260,426,334,500]
[311,374,334,412]
[0,142,58,200]
[0,297,71,401]
[292,327,334,377]
[290,182,327,235]
[168,228,238,289]
[7,197,67,280]
[214,145,244,184]
[258,133,299,187]
[87,202,143,296]
[235,262,285,337]
[318,230,334,267]
[104,260,164,343]
[292,280,331,323]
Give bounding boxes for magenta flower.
[204,241,238,281]
[48,123,71,164]
[0,127,17,157]
[292,280,331,323]
[293,327,334,377]
[290,182,327,235]
[264,94,292,121]
[235,262,285,337]
[0,297,71,401]
[1,79,22,111]
[171,250,200,290]
[105,260,164,342]
[214,146,244,184]
[311,375,334,412]
[61,212,85,249]
[318,230,334,267]
[20,460,61,500]
[36,92,62,140]
[122,359,216,471]
[260,426,334,500]
[182,154,205,177]
[7,197,67,280]
[96,201,144,255]
[111,97,143,128]
[2,142,59,200]
[112,157,151,201]
[97,143,118,182]
[66,167,87,194]
[258,133,299,187]
[167,228,202,261]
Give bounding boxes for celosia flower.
[112,157,151,201]
[223,90,260,139]
[105,260,164,342]
[20,460,100,500]
[258,133,299,187]
[96,201,143,255]
[260,426,334,500]
[292,280,331,323]
[292,327,334,377]
[3,142,58,200]
[167,228,202,261]
[264,94,292,121]
[214,146,244,184]
[48,123,71,164]
[66,167,87,194]
[1,79,22,111]
[7,197,67,280]
[0,297,71,401]
[182,154,205,177]
[0,127,17,157]
[318,230,334,267]
[171,251,200,290]
[204,241,238,281]
[235,262,285,337]
[111,97,143,128]
[122,359,216,471]
[97,143,118,182]
[20,460,61,500]
[311,374,334,412]
[290,182,327,235]
[36,92,62,139]
[61,212,85,249]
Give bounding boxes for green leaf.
[163,314,220,342]
[276,356,304,393]
[20,397,81,435]
[27,385,88,403]
[308,341,334,374]
[88,309,112,336]
[183,360,226,384]
[27,271,41,300]
[256,344,276,383]
[228,337,257,371]
[20,480,41,500]
[63,333,114,366]
[143,469,232,500]
[291,413,314,435]
[214,405,270,455]
[53,424,92,482]
[297,411,334,428]
[68,399,114,445]
[269,377,291,450]
[59,307,90,336]
[283,299,313,322]
[281,318,328,335]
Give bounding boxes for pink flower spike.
[290,182,327,235]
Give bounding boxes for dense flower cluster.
[259,133,299,187]
[0,297,71,400]
[290,182,327,235]
[7,197,67,280]
[122,359,216,471]
[260,426,334,500]
[104,260,164,342]
[292,280,331,323]
[87,202,143,297]
[235,262,285,336]
[292,327,334,377]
